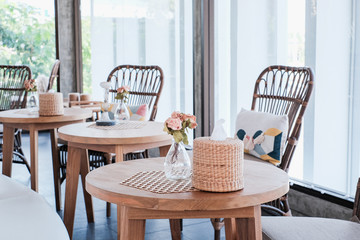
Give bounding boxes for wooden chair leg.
[104,153,112,217]
[169,219,182,240]
[281,194,292,216]
[107,202,111,217]
[211,218,224,240]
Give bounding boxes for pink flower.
[189,121,197,129]
[117,85,130,93]
[165,117,182,130]
[182,113,195,122]
[171,111,182,119]
[24,79,36,91]
[181,114,197,129]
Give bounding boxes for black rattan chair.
[0,65,32,172]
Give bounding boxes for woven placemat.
[120,171,198,194]
[15,109,38,115]
[87,121,147,130]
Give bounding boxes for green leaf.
[163,125,169,134]
[182,132,188,145]
[173,131,183,143]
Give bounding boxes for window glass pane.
[81,0,193,127]
[215,0,358,197]
[0,0,55,82]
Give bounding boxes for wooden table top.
[0,108,92,124]
[58,121,172,145]
[86,158,289,211]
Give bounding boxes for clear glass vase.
[26,91,39,112]
[164,141,192,180]
[115,100,130,121]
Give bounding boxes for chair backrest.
[251,65,314,172]
[0,65,32,111]
[354,178,360,219]
[106,65,164,121]
[47,60,60,92]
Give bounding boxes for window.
[0,0,55,80]
[214,0,359,198]
[81,0,193,124]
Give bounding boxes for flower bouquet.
[163,111,197,180]
[24,79,38,111]
[24,79,37,92]
[114,85,130,120]
[114,85,130,102]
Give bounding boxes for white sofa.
[0,175,69,240]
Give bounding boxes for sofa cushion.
[0,175,69,240]
[262,216,360,240]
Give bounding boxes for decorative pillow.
[235,108,288,165]
[127,104,148,121]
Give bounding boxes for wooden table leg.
[2,125,15,177]
[161,143,181,239]
[29,129,39,191]
[235,205,262,240]
[117,205,145,240]
[159,145,171,157]
[161,144,180,239]
[64,146,83,239]
[79,149,94,223]
[115,146,124,163]
[108,146,125,217]
[50,129,61,211]
[224,218,236,240]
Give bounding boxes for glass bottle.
[115,100,130,121]
[164,141,191,180]
[26,91,39,112]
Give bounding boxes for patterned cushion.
[106,103,118,120]
[127,104,148,121]
[235,109,288,165]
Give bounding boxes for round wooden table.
[0,108,92,209]
[86,158,289,240]
[57,121,172,238]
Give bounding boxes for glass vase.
[26,91,39,112]
[115,100,130,121]
[164,141,192,180]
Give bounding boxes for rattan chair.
[0,65,31,172]
[209,65,314,239]
[47,59,60,91]
[251,65,314,214]
[107,64,164,122]
[262,178,360,240]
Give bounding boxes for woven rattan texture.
[120,171,197,194]
[88,121,147,130]
[192,137,244,192]
[39,92,64,116]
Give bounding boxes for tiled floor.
[0,131,225,240]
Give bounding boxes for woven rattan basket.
[192,137,244,192]
[39,92,64,116]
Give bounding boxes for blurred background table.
[58,121,172,238]
[0,108,92,208]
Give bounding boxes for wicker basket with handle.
[39,92,64,116]
[192,137,244,192]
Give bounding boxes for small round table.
[0,108,92,207]
[86,158,289,240]
[57,121,172,238]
